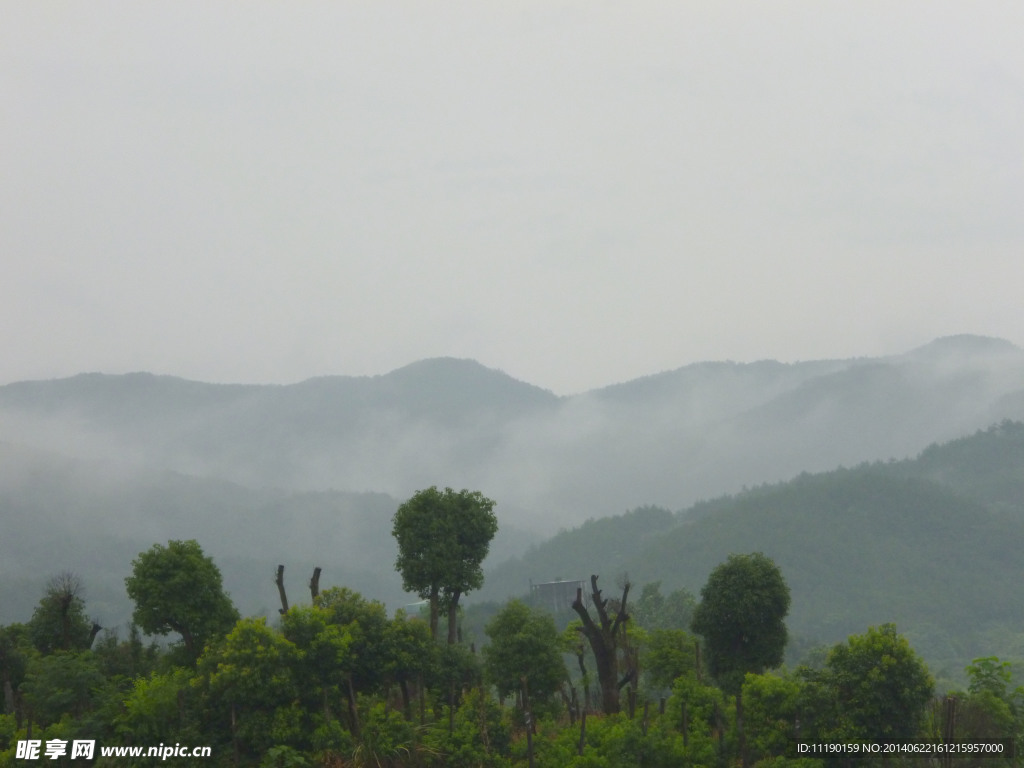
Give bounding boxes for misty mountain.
[0,438,537,628]
[1,336,1022,534]
[480,421,1024,679]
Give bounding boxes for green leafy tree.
[825,623,933,743]
[482,599,566,708]
[691,553,790,695]
[0,624,30,728]
[632,581,696,632]
[125,540,239,661]
[116,668,198,758]
[280,604,357,737]
[421,687,510,768]
[392,487,498,643]
[91,624,160,683]
[27,572,97,654]
[741,672,804,763]
[642,628,699,694]
[21,651,104,728]
[937,657,1024,753]
[383,611,437,719]
[692,552,790,767]
[194,617,302,759]
[665,676,733,767]
[315,587,391,696]
[281,588,394,736]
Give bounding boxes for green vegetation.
[5,420,1024,764]
[393,487,499,643]
[692,553,790,695]
[125,540,240,662]
[2,538,1022,766]
[483,422,1024,677]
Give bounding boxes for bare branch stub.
[309,567,322,600]
[275,565,289,615]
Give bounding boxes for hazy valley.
[2,334,1024,674]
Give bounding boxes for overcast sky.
[3,2,1022,394]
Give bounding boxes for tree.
[125,540,239,661]
[692,552,790,768]
[27,572,99,654]
[0,623,31,728]
[632,581,696,632]
[951,657,1024,745]
[482,599,566,708]
[571,574,632,714]
[642,629,699,694]
[195,618,301,759]
[392,487,498,643]
[741,672,804,763]
[382,611,436,719]
[826,623,933,743]
[21,651,105,727]
[691,552,790,695]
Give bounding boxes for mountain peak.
[904,335,1020,361]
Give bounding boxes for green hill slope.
[481,421,1024,676]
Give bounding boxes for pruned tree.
[274,565,288,615]
[692,552,790,768]
[28,572,98,654]
[692,553,789,694]
[571,574,632,714]
[392,487,498,643]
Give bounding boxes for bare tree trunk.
[578,709,587,756]
[231,703,239,766]
[178,624,196,660]
[682,700,688,747]
[275,565,289,614]
[322,687,332,723]
[523,677,535,768]
[447,588,461,645]
[399,679,412,720]
[309,567,321,601]
[419,673,426,726]
[738,691,748,768]
[429,587,439,641]
[571,575,631,715]
[2,678,14,716]
[347,676,360,736]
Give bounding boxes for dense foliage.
[5,432,1024,766]
[2,544,1020,767]
[393,486,499,643]
[482,422,1024,676]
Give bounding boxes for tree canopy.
[826,622,934,742]
[124,539,239,661]
[482,599,566,706]
[392,487,498,642]
[691,552,790,695]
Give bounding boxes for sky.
[3,2,1023,395]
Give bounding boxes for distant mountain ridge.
[2,337,1023,668]
[1,335,1022,528]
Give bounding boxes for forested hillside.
[480,421,1024,679]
